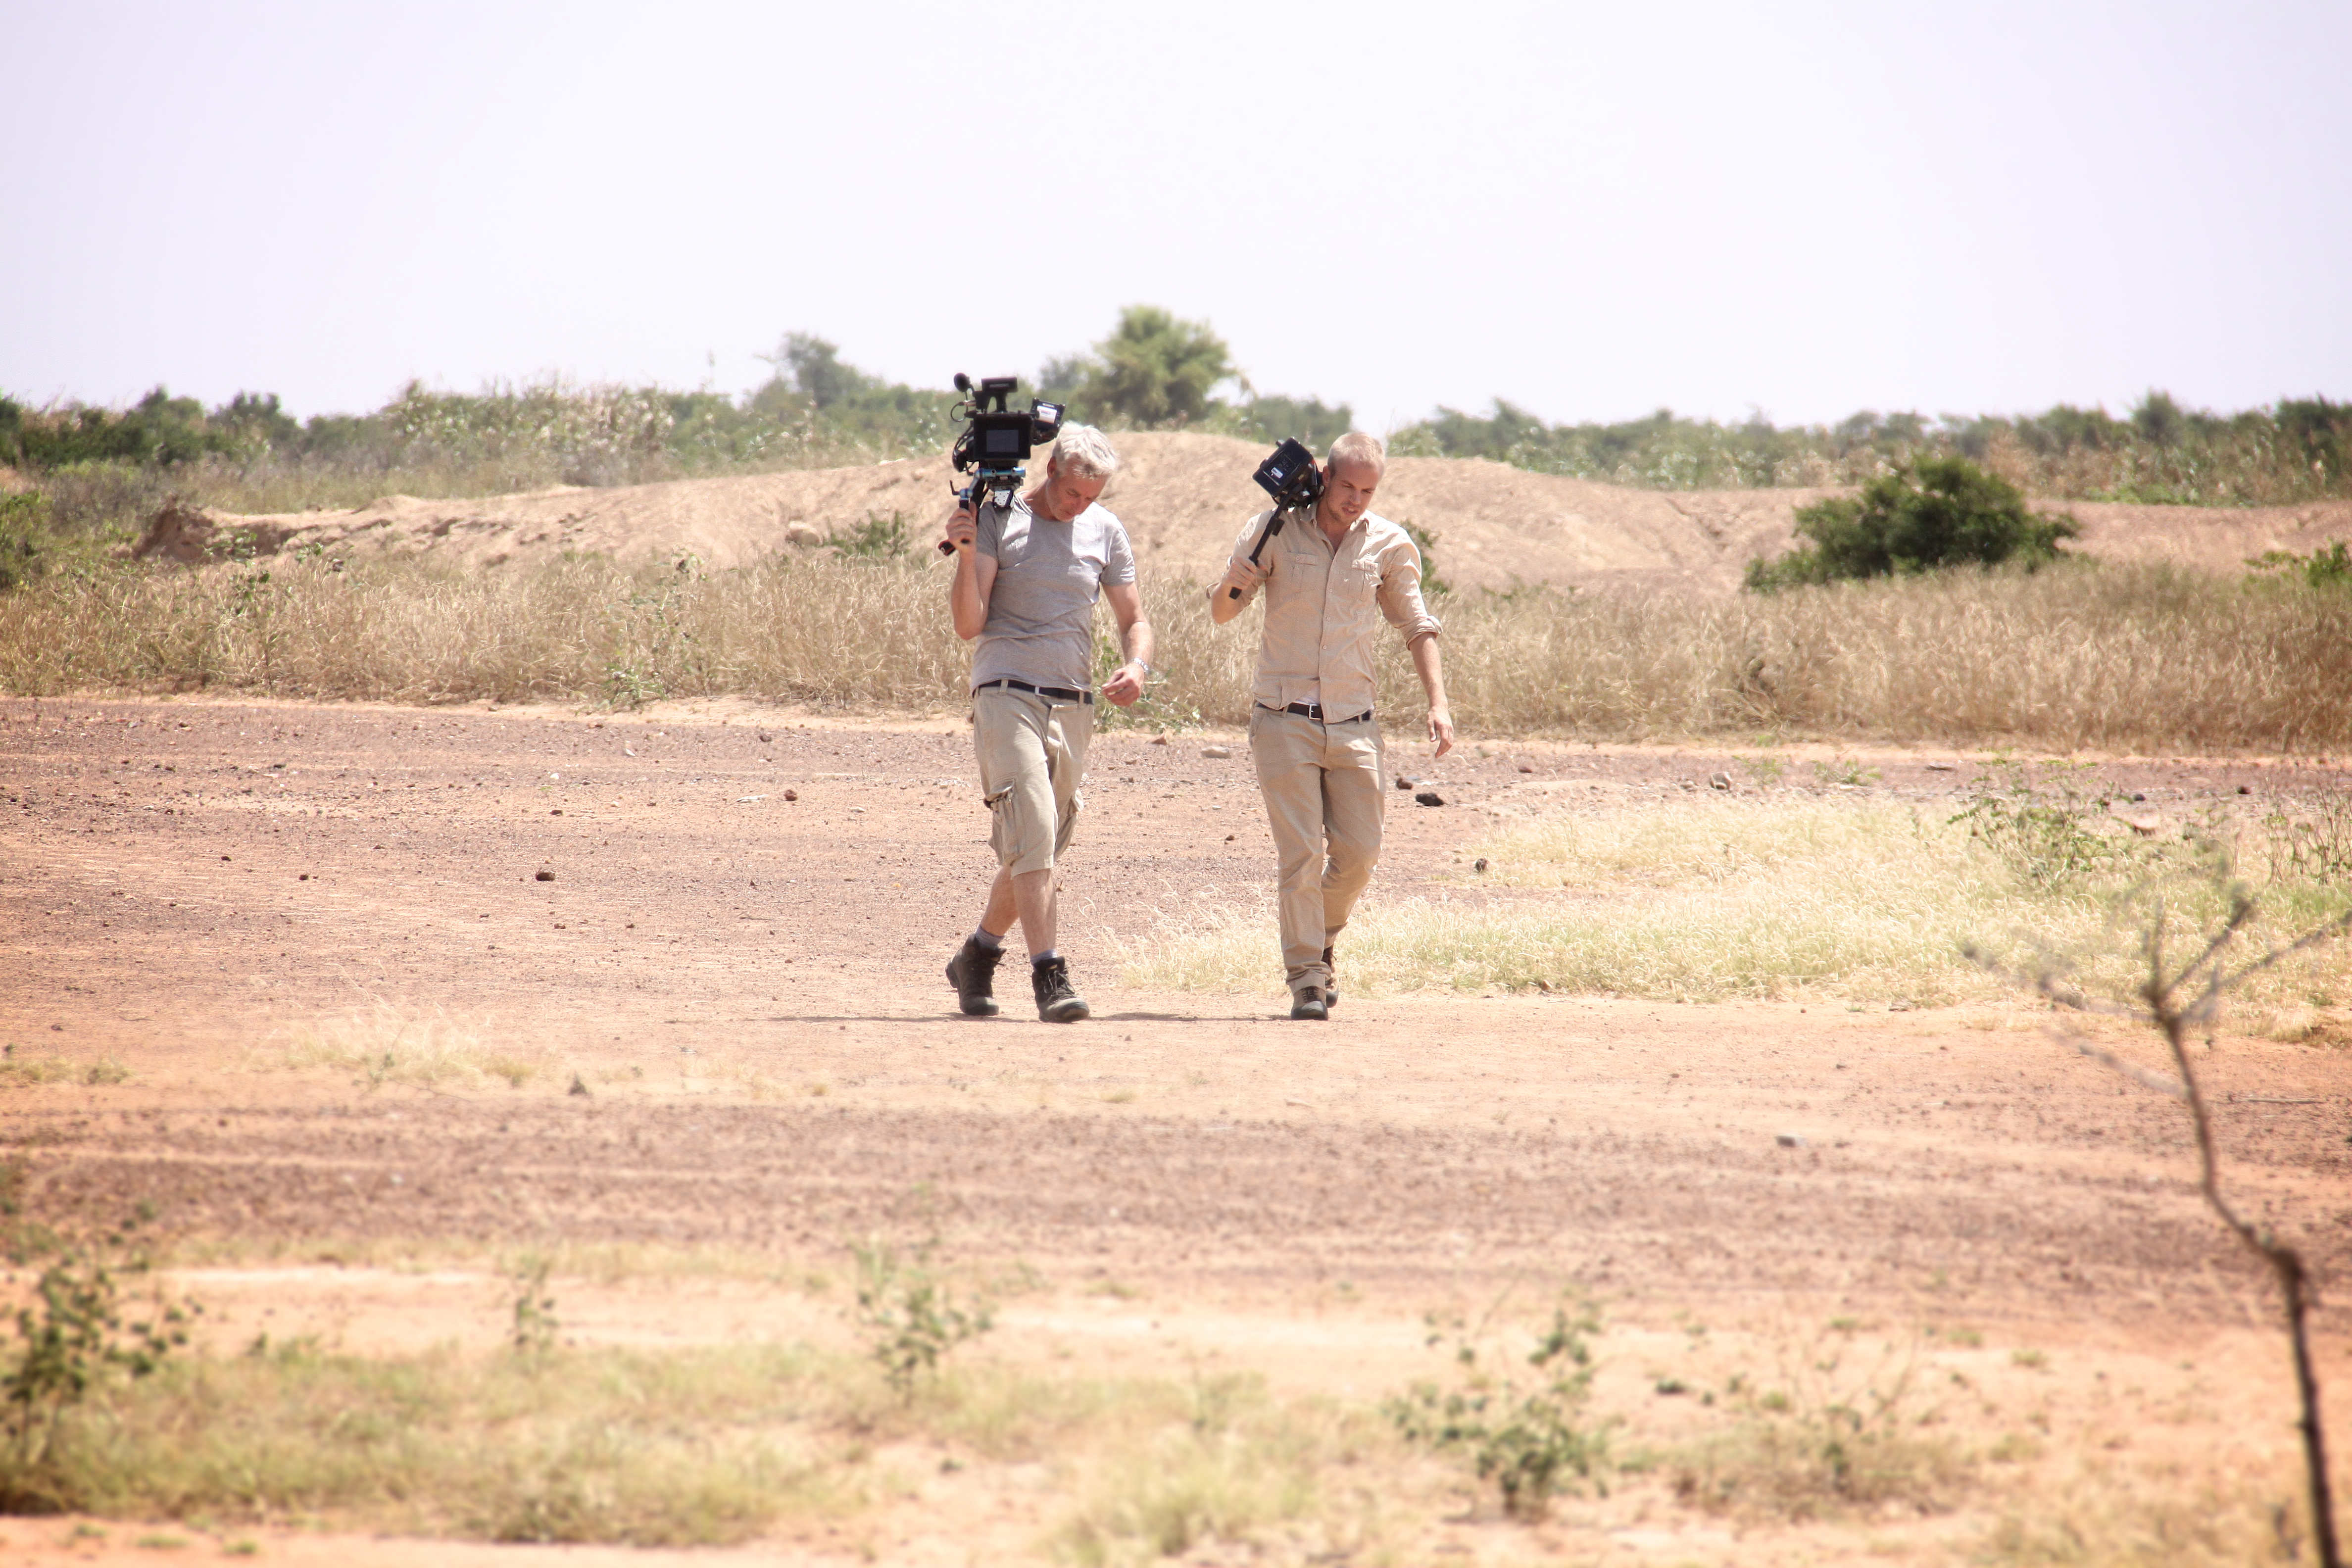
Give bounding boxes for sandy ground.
[133,431,2352,595]
[3,694,2350,1564]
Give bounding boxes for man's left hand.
[1102,662,1147,708]
[1427,705,1456,758]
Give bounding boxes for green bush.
[0,494,49,591]
[1745,458,2078,590]
[1386,1303,1610,1520]
[1223,393,1355,452]
[2250,539,2352,591]
[1391,392,2352,505]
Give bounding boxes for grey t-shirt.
[971,495,1136,692]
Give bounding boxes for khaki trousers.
[1247,707,1386,993]
[974,686,1092,876]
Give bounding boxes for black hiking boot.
[1032,956,1089,1023]
[1290,986,1329,1021]
[1322,945,1338,1011]
[945,935,1003,1017]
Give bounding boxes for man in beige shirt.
[1209,431,1453,1020]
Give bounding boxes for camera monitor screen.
[985,428,1023,455]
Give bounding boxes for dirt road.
[3,695,2349,1563]
[6,693,2345,1312]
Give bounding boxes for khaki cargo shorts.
[973,686,1093,877]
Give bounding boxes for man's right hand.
[1221,554,1269,595]
[941,500,979,554]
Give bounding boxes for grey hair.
[1049,423,1123,480]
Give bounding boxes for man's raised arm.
[942,499,996,640]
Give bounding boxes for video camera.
[1226,437,1326,598]
[937,373,1064,555]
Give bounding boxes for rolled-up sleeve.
[1377,535,1442,647]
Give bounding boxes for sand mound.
[141,431,2352,594]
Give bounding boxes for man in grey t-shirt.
[939,424,1154,1022]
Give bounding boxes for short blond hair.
[1049,424,1123,480]
[1326,431,1386,475]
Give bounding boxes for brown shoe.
[1290,986,1329,1021]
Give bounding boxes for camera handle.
[934,470,1027,557]
[1226,509,1289,599]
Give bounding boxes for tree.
[761,333,877,411]
[1056,306,1235,429]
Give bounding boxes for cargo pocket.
[984,783,1019,867]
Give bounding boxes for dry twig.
[1971,892,2352,1567]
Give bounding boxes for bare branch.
[2172,887,2256,993]
[2217,905,2352,995]
[2048,1028,2185,1099]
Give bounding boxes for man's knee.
[1325,819,1381,873]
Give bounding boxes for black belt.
[976,678,1093,705]
[1260,701,1373,724]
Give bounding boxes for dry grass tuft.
[3,551,2351,750]
[1124,796,2352,1005]
[6,1340,1384,1558]
[1402,563,2352,750]
[260,1004,549,1092]
[1979,1463,2330,1566]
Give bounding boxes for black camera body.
[1252,437,1324,515]
[1225,438,1326,599]
[950,373,1064,509]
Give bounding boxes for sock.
[1031,949,1060,966]
[970,927,1004,951]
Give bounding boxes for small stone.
[568,1072,590,1096]
[783,789,798,801]
[1224,833,1235,841]
[1394,775,1415,791]
[1709,772,1731,790]
[1517,763,1535,773]
[784,521,822,547]
[1202,745,1232,759]
[550,808,562,815]
[1415,791,1446,807]
[1925,761,1956,772]
[2237,784,2251,794]
[1472,857,1488,872]
[1152,735,1169,746]
[758,732,773,743]
[536,870,555,882]
[1775,1133,1807,1149]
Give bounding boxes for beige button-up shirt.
[1224,506,1441,719]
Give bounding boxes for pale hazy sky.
[6,0,2348,433]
